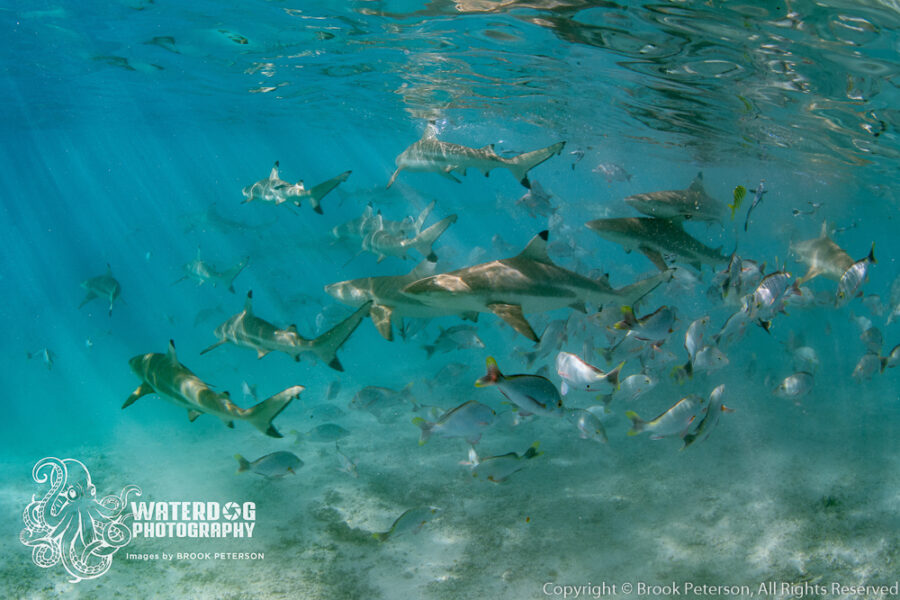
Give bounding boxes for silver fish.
[422,325,484,358]
[773,372,814,400]
[836,245,876,308]
[335,444,358,478]
[592,162,632,183]
[743,180,767,232]
[852,352,885,382]
[412,400,495,445]
[617,373,658,402]
[173,249,248,293]
[373,506,441,542]
[682,385,730,448]
[566,408,608,443]
[349,385,417,424]
[555,352,624,396]
[297,423,351,443]
[626,395,704,440]
[234,451,302,479]
[516,180,556,218]
[27,348,55,370]
[476,357,564,417]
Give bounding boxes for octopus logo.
[20,457,141,582]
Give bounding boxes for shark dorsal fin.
[422,124,439,140]
[688,172,704,192]
[244,290,253,314]
[286,324,298,334]
[269,161,280,180]
[410,257,438,279]
[167,339,177,362]
[819,220,829,238]
[516,231,552,263]
[363,204,374,218]
[479,144,498,157]
[414,201,435,234]
[106,263,113,275]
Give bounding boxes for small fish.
[372,506,441,542]
[422,325,485,358]
[425,362,471,390]
[852,352,886,382]
[682,385,731,449]
[349,385,417,424]
[836,244,876,308]
[326,380,342,401]
[570,150,585,170]
[515,180,556,218]
[468,442,542,483]
[684,316,710,362]
[773,372,814,400]
[712,308,749,350]
[593,162,632,183]
[860,327,883,354]
[566,409,608,443]
[412,400,496,445]
[791,346,819,374]
[749,271,800,329]
[639,343,678,373]
[518,318,570,368]
[743,180,767,232]
[26,348,55,370]
[614,305,678,342]
[476,357,565,417]
[616,373,658,402]
[626,395,705,439]
[297,423,351,443]
[728,185,746,221]
[234,451,302,479]
[335,444,358,478]
[862,294,884,317]
[692,345,729,373]
[555,352,624,396]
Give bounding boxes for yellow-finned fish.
[728,185,746,221]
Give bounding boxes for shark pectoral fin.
[638,246,669,272]
[387,168,401,189]
[123,383,153,409]
[199,340,227,355]
[439,169,462,183]
[188,410,203,422]
[78,292,97,309]
[487,303,539,342]
[370,304,394,341]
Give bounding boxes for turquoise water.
[3,1,900,598]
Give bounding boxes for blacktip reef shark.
[386,126,566,189]
[623,172,725,223]
[242,161,351,214]
[79,264,122,316]
[172,249,249,293]
[324,258,450,341]
[200,291,371,371]
[401,231,670,342]
[585,217,728,272]
[789,221,854,284]
[124,340,302,438]
[360,205,458,263]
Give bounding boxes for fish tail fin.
[307,171,351,215]
[309,301,371,371]
[523,441,542,459]
[608,360,626,390]
[467,446,480,467]
[234,454,251,474]
[475,356,503,387]
[671,361,692,384]
[866,242,876,264]
[411,214,458,261]
[614,306,637,330]
[243,385,304,438]
[624,411,645,436]
[422,344,436,359]
[372,531,388,542]
[506,141,566,188]
[411,417,433,445]
[880,357,889,374]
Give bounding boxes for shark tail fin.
[243,385,304,438]
[226,257,250,294]
[234,454,251,474]
[475,356,503,387]
[505,141,566,188]
[309,301,371,371]
[306,171,351,215]
[411,214,458,261]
